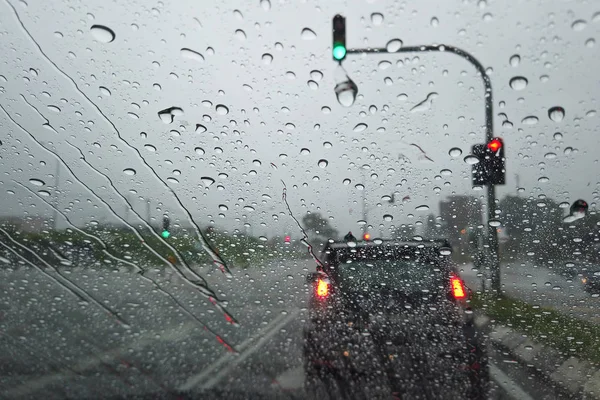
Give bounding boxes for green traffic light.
[161,230,170,238]
[333,44,347,61]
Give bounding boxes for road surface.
[0,256,577,399]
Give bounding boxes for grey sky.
[1,0,599,239]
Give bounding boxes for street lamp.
[332,14,502,294]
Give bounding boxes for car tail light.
[316,278,330,298]
[450,276,466,299]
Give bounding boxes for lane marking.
[199,309,301,390]
[178,311,289,391]
[489,362,535,400]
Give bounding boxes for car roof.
[324,238,451,251]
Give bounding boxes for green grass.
[471,293,600,365]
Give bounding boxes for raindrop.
[415,205,429,211]
[544,152,557,159]
[310,70,323,81]
[371,13,384,26]
[439,247,452,255]
[260,0,271,10]
[301,28,316,40]
[378,60,392,70]
[383,214,393,221]
[355,184,364,190]
[548,106,565,122]
[488,219,501,227]
[318,159,328,168]
[564,147,573,155]
[430,17,439,27]
[235,29,247,40]
[307,80,318,90]
[158,106,184,124]
[553,132,563,140]
[195,147,205,155]
[244,205,255,212]
[167,177,179,184]
[586,38,596,47]
[180,48,204,62]
[538,176,549,183]
[559,202,570,208]
[373,238,383,245]
[335,77,358,107]
[262,53,273,65]
[90,25,115,43]
[201,177,215,187]
[323,141,332,148]
[464,155,479,165]
[123,168,136,176]
[509,76,528,90]
[397,93,408,101]
[285,71,296,80]
[353,123,368,132]
[441,169,452,176]
[195,124,207,133]
[216,104,229,115]
[410,92,438,113]
[521,115,539,125]
[509,54,520,67]
[144,144,156,152]
[343,178,351,185]
[300,148,310,155]
[572,19,587,31]
[29,178,45,186]
[386,39,403,52]
[449,147,462,157]
[38,190,50,197]
[219,204,229,211]
[99,86,111,96]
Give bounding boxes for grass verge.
[471,293,600,365]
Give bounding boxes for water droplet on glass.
[439,247,452,255]
[378,60,392,70]
[260,0,270,10]
[410,92,438,113]
[310,70,323,82]
[371,13,384,26]
[355,183,364,190]
[47,105,61,113]
[509,54,520,67]
[323,141,332,149]
[544,152,557,159]
[464,155,479,165]
[167,177,179,184]
[586,38,596,47]
[386,39,403,52]
[195,147,205,155]
[548,106,565,122]
[262,53,273,65]
[219,204,229,211]
[307,80,318,90]
[343,178,351,185]
[286,71,296,80]
[488,219,501,227]
[538,176,549,183]
[123,168,136,176]
[383,214,393,221]
[521,115,539,125]
[38,190,50,197]
[564,147,573,155]
[559,201,570,208]
[415,205,429,211]
[318,159,328,168]
[157,106,184,124]
[430,17,439,27]
[235,29,246,40]
[335,77,358,107]
[29,178,45,186]
[99,86,111,96]
[180,48,204,62]
[216,104,229,115]
[572,19,587,31]
[144,144,156,152]
[441,169,452,176]
[449,147,462,157]
[301,28,316,40]
[373,238,383,245]
[195,123,207,133]
[90,25,115,43]
[509,76,528,90]
[553,132,563,140]
[201,177,215,187]
[300,148,310,155]
[353,123,367,132]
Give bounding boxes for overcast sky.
[1,0,599,239]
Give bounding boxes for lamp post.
[333,15,501,294]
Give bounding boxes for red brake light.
[487,139,502,152]
[316,279,329,298]
[451,276,466,299]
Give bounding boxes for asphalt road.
[0,256,578,399]
[459,259,600,324]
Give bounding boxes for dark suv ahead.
[303,238,489,400]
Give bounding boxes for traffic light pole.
[345,44,501,295]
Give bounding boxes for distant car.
[581,269,600,294]
[303,238,489,399]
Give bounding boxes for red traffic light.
[487,138,502,152]
[284,235,291,243]
[363,233,371,241]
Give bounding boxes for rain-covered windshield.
[1,0,600,399]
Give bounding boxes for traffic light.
[471,138,505,186]
[332,14,347,61]
[161,216,170,238]
[363,233,371,241]
[284,235,291,243]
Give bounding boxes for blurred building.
[0,216,47,232]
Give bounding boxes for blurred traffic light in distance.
[284,235,291,243]
[332,14,347,61]
[162,216,170,238]
[363,233,371,241]
[471,138,505,186]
